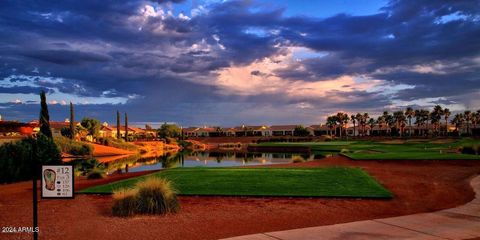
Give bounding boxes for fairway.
[253,139,480,160]
[80,167,392,198]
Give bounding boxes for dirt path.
[1,156,480,240]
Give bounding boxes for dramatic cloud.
[0,0,479,125]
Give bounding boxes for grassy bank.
[252,139,480,160]
[80,167,392,198]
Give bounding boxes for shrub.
[0,134,61,183]
[112,189,138,217]
[165,137,177,145]
[461,145,478,155]
[86,168,106,179]
[135,178,180,214]
[340,148,350,153]
[323,135,333,142]
[61,127,73,138]
[54,136,93,156]
[292,155,305,163]
[111,177,180,217]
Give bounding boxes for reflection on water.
[104,151,323,174]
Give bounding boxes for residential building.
[269,125,297,136]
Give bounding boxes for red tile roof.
[269,125,298,131]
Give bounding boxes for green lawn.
[80,167,392,198]
[253,139,480,160]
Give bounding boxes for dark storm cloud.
[0,86,49,94]
[0,0,479,124]
[23,50,111,65]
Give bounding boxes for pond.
[102,151,325,174]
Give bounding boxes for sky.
[0,0,479,127]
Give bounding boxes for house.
[99,122,119,138]
[183,127,200,137]
[100,123,154,139]
[223,127,236,137]
[347,125,371,136]
[47,119,80,137]
[196,127,216,137]
[309,125,330,136]
[233,125,271,137]
[0,120,35,136]
[269,125,297,136]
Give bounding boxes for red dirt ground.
[1,156,480,240]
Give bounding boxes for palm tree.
[382,111,393,136]
[443,108,451,136]
[451,113,464,136]
[414,109,421,136]
[472,111,479,136]
[405,107,414,137]
[326,116,337,137]
[376,115,385,136]
[464,110,472,135]
[356,113,363,136]
[351,114,357,137]
[362,113,370,136]
[431,105,443,136]
[415,109,430,136]
[335,112,349,138]
[215,127,224,137]
[342,114,350,139]
[368,118,376,133]
[393,110,406,137]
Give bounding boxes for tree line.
[325,105,480,137]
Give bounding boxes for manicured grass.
[343,152,480,160]
[80,167,392,198]
[253,139,480,160]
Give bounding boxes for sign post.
[32,144,38,240]
[41,165,74,199]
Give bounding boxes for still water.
[104,151,323,174]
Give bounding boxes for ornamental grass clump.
[292,155,305,163]
[112,188,138,217]
[135,177,180,215]
[111,177,180,217]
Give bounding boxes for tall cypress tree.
[69,102,75,140]
[39,91,53,138]
[116,111,121,140]
[124,112,128,142]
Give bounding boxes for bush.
[111,177,180,217]
[0,134,61,183]
[292,155,305,163]
[461,145,479,155]
[87,168,106,179]
[165,137,177,145]
[112,189,138,217]
[340,148,350,153]
[136,178,180,214]
[54,136,93,156]
[323,135,333,141]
